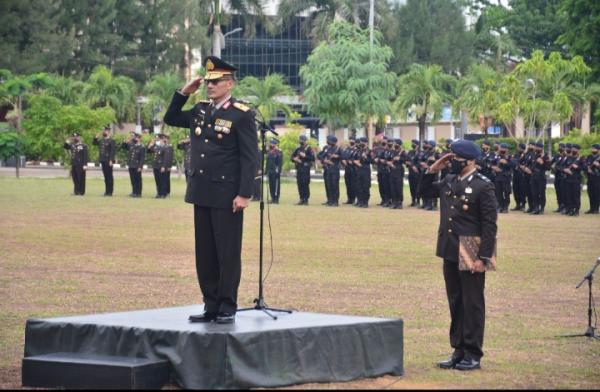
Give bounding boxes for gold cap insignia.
[206,59,214,71]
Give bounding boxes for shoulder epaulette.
[476,173,491,183]
[197,100,210,104]
[233,102,250,112]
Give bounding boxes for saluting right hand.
[181,77,204,96]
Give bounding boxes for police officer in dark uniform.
[563,144,585,216]
[163,56,258,324]
[585,144,600,214]
[162,134,174,197]
[510,143,526,211]
[476,140,494,183]
[63,133,89,196]
[341,137,357,204]
[427,139,498,371]
[387,138,406,209]
[354,137,372,207]
[407,139,421,207]
[491,143,513,213]
[440,139,453,179]
[93,127,116,196]
[419,140,440,211]
[550,143,567,213]
[177,137,192,181]
[122,131,145,197]
[291,135,314,205]
[147,134,167,198]
[325,135,341,206]
[374,138,392,207]
[528,142,549,214]
[266,138,283,204]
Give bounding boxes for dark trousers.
[165,171,171,195]
[325,167,340,203]
[344,166,356,203]
[129,168,142,195]
[252,177,261,200]
[268,172,280,201]
[100,161,113,195]
[530,175,546,211]
[194,206,243,315]
[554,175,564,208]
[495,177,511,210]
[512,171,524,207]
[71,165,86,195]
[565,180,581,213]
[356,167,371,204]
[377,171,386,202]
[154,168,168,197]
[587,175,600,211]
[408,171,419,203]
[389,170,404,205]
[443,259,486,360]
[296,168,311,201]
[522,174,532,209]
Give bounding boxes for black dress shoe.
[188,312,217,323]
[438,354,463,369]
[215,312,235,324]
[455,358,481,371]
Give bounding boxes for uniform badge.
[195,127,202,136]
[463,204,469,211]
[217,134,223,140]
[206,59,214,71]
[465,187,473,194]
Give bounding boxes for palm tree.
[82,65,136,124]
[45,75,86,105]
[393,64,455,143]
[235,73,294,122]
[143,72,185,128]
[454,63,501,134]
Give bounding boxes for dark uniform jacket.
[430,171,498,262]
[163,92,258,208]
[291,144,315,170]
[177,140,192,171]
[122,141,145,169]
[63,142,89,166]
[163,144,174,169]
[266,148,283,174]
[93,137,116,163]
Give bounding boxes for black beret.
[559,143,565,148]
[395,138,403,144]
[482,140,491,146]
[299,135,307,142]
[359,137,368,143]
[451,140,481,160]
[592,144,600,149]
[572,144,581,150]
[428,140,437,147]
[327,135,338,143]
[535,142,544,148]
[500,143,509,149]
[518,143,526,149]
[411,139,419,144]
[565,143,572,148]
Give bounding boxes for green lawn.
[1,177,599,389]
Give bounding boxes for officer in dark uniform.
[491,143,513,213]
[387,138,406,209]
[162,134,174,197]
[163,56,258,324]
[440,139,453,179]
[63,133,89,196]
[252,147,262,201]
[563,144,585,216]
[407,139,421,207]
[510,143,526,211]
[419,140,440,211]
[291,135,314,205]
[427,139,498,371]
[528,142,549,214]
[374,138,391,207]
[266,138,283,204]
[550,143,567,213]
[354,137,372,207]
[585,143,600,214]
[177,137,192,181]
[476,140,494,182]
[341,137,357,204]
[122,132,145,197]
[93,127,116,196]
[147,134,165,198]
[320,135,341,206]
[518,142,536,212]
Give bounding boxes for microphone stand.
[560,258,600,339]
[238,112,292,320]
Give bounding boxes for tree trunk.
[15,154,20,179]
[367,116,374,148]
[16,95,22,131]
[418,115,426,145]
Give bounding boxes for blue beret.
[559,143,565,148]
[428,140,437,147]
[382,136,388,140]
[592,144,600,149]
[359,137,368,143]
[500,143,509,149]
[411,139,419,144]
[299,135,307,142]
[326,135,338,143]
[565,143,572,148]
[446,139,453,144]
[519,143,526,149]
[451,140,481,160]
[482,140,491,146]
[572,144,581,150]
[395,138,403,144]
[270,138,278,145]
[535,142,544,148]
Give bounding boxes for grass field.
[1,176,599,389]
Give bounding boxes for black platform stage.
[24,305,404,389]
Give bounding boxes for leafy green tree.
[557,0,600,82]
[0,130,27,178]
[236,74,294,122]
[44,75,86,105]
[383,0,475,75]
[454,64,502,134]
[393,64,455,143]
[143,72,185,130]
[278,129,318,172]
[300,22,396,140]
[0,70,54,130]
[83,66,136,124]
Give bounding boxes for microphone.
[576,257,600,288]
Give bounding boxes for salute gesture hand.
[181,77,204,96]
